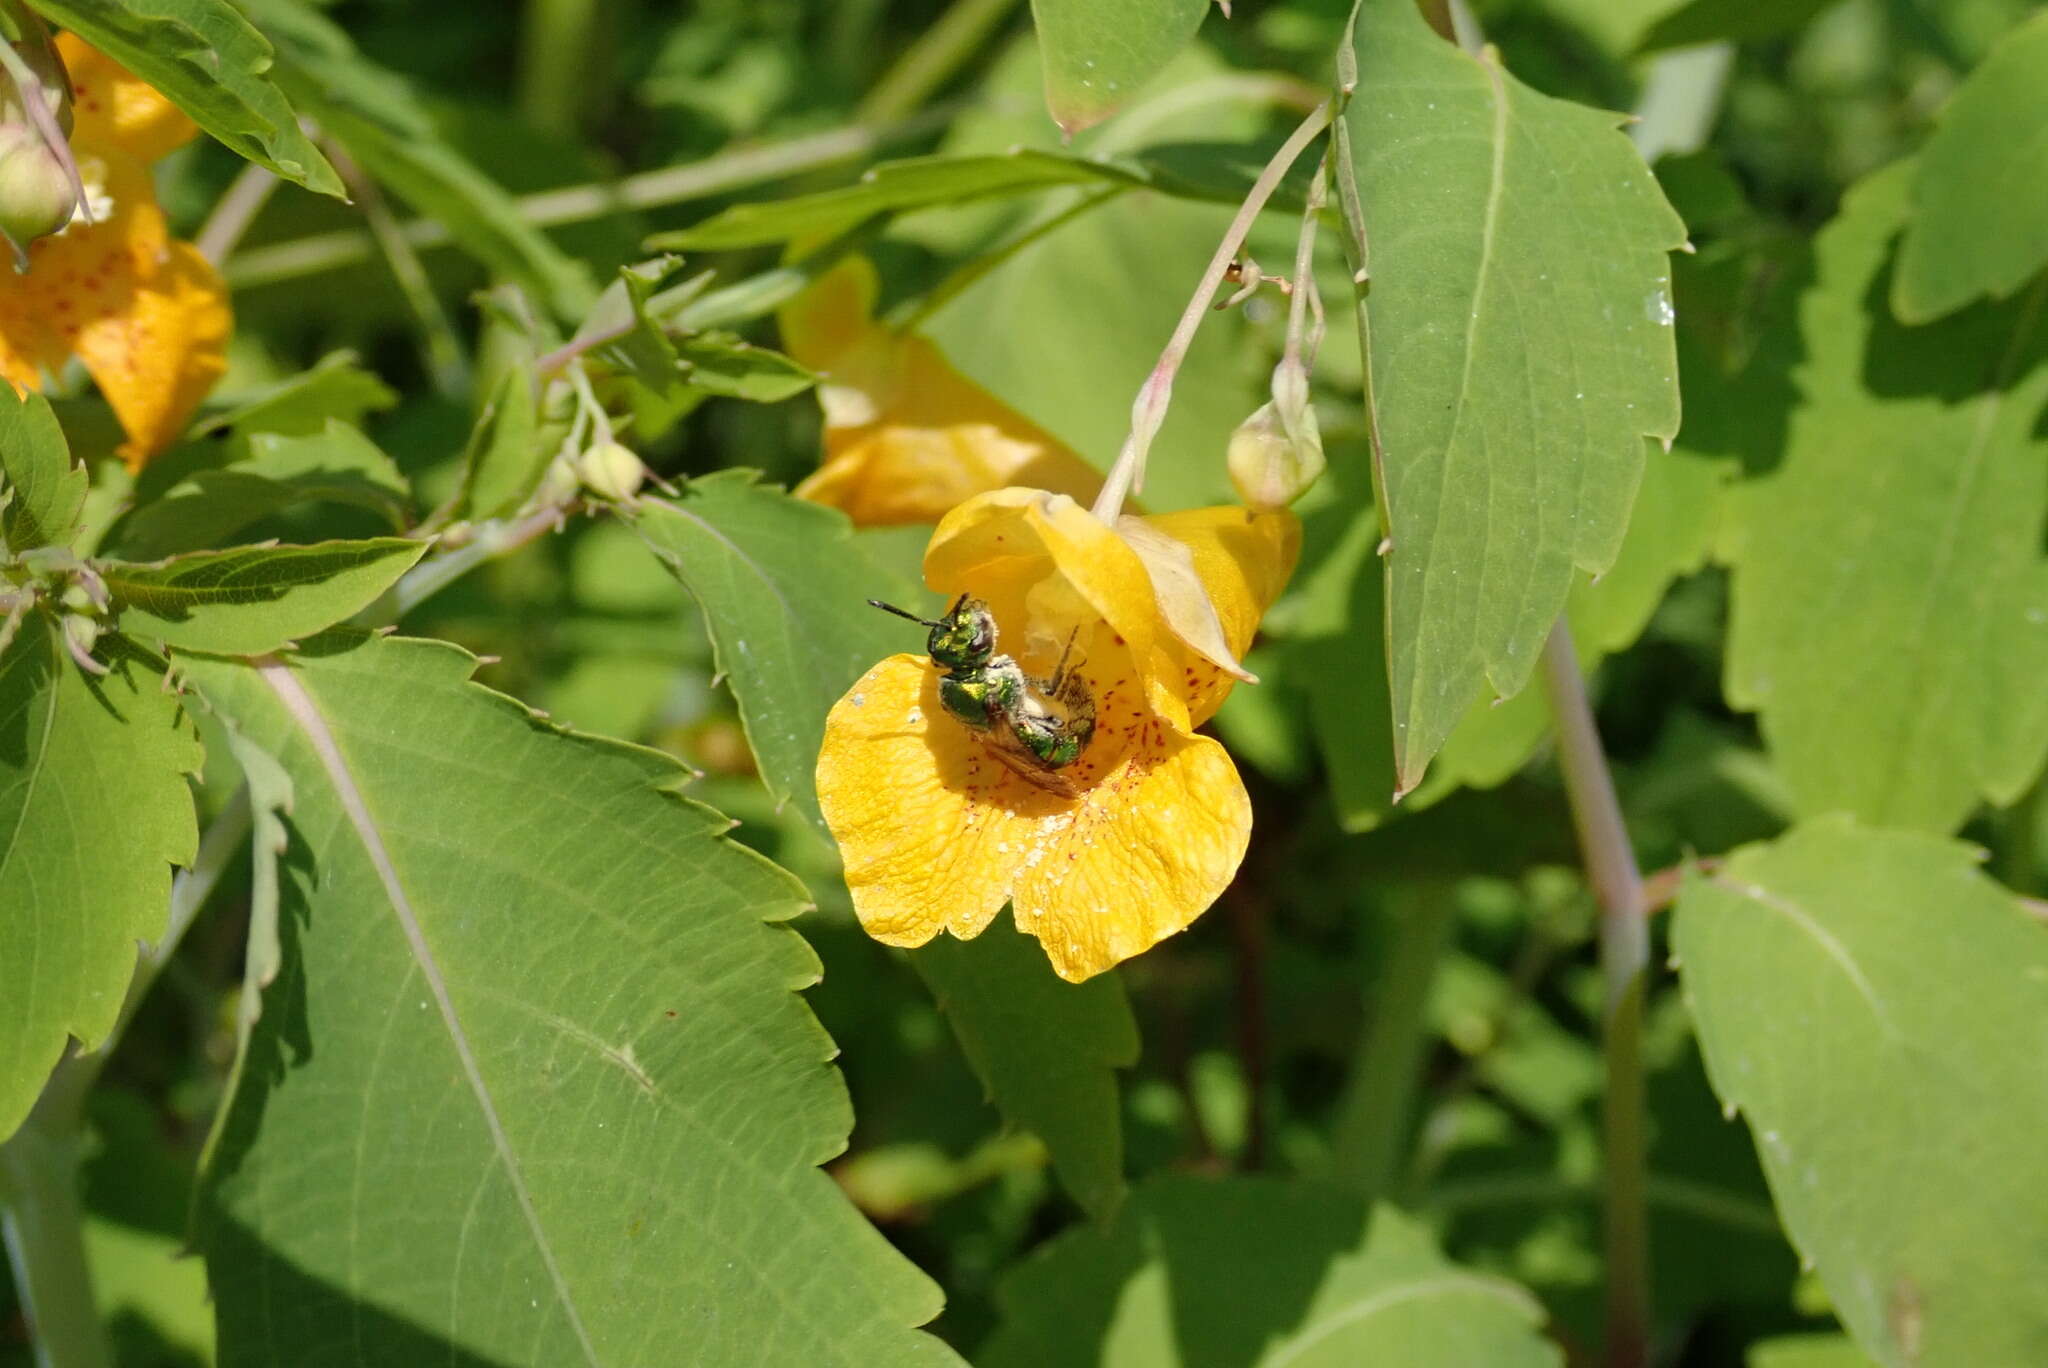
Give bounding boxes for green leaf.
[631,472,918,837]
[1341,0,1684,794]
[1748,1336,1881,1368]
[661,150,1147,250]
[677,333,816,402]
[24,0,340,195]
[1295,439,1726,832]
[1673,817,2048,1368]
[1635,0,1841,53]
[911,919,1138,1221]
[452,362,548,523]
[1028,0,1210,135]
[0,388,84,552]
[1894,11,2048,322]
[193,351,397,444]
[113,422,413,559]
[236,0,595,318]
[980,1177,1559,1367]
[179,633,959,1366]
[0,621,199,1140]
[1722,163,2048,833]
[104,538,426,655]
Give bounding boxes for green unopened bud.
[0,6,73,134]
[61,608,99,658]
[1228,359,1323,510]
[575,439,646,502]
[0,122,75,252]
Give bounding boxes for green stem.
[1090,97,1335,522]
[223,109,955,290]
[517,0,606,137]
[0,1118,105,1368]
[1328,883,1456,1197]
[856,0,1021,124]
[1539,622,1650,1368]
[191,161,279,267]
[326,140,470,397]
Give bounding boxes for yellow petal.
[57,34,199,165]
[1140,505,1302,726]
[69,241,231,467]
[925,488,1186,727]
[783,258,1102,525]
[817,653,1249,981]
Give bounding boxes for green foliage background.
[3,1,2047,1366]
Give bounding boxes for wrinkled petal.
[1140,505,1301,726]
[818,653,1249,982]
[57,35,198,165]
[69,241,230,467]
[783,258,1102,525]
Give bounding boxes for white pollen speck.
[997,841,1010,853]
[906,708,922,724]
[851,693,866,707]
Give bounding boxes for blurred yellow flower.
[779,258,1104,525]
[817,486,1298,981]
[0,34,229,467]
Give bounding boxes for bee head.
[868,594,997,670]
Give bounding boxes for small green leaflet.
[0,387,85,552]
[1028,0,1210,135]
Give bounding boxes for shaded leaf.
[24,0,343,195]
[180,633,959,1366]
[236,0,595,317]
[1341,0,1683,793]
[105,538,426,655]
[1894,11,2048,322]
[113,422,413,560]
[1029,0,1210,135]
[1748,1336,1881,1368]
[630,471,920,837]
[1721,163,2048,833]
[1636,0,1842,53]
[1674,817,2048,1368]
[981,1176,1559,1367]
[0,622,199,1140]
[451,362,548,523]
[0,387,84,552]
[193,351,397,444]
[911,919,1138,1221]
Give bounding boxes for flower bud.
[0,122,76,253]
[575,439,646,502]
[1228,359,1323,510]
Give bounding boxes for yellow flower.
[817,487,1299,981]
[0,34,230,468]
[780,258,1105,525]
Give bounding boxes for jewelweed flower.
[779,259,1104,525]
[817,487,1299,981]
[0,34,230,467]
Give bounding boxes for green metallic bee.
[869,594,1097,791]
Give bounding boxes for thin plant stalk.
[1540,621,1650,1368]
[1091,98,1334,523]
[856,0,1021,124]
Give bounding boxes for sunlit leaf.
[24,0,343,195]
[0,622,199,1140]
[181,632,960,1366]
[1894,11,2048,322]
[1674,817,2048,1368]
[0,387,85,552]
[1341,0,1683,793]
[1722,163,2048,833]
[1029,0,1210,134]
[105,538,426,655]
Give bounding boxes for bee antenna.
[868,599,940,627]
